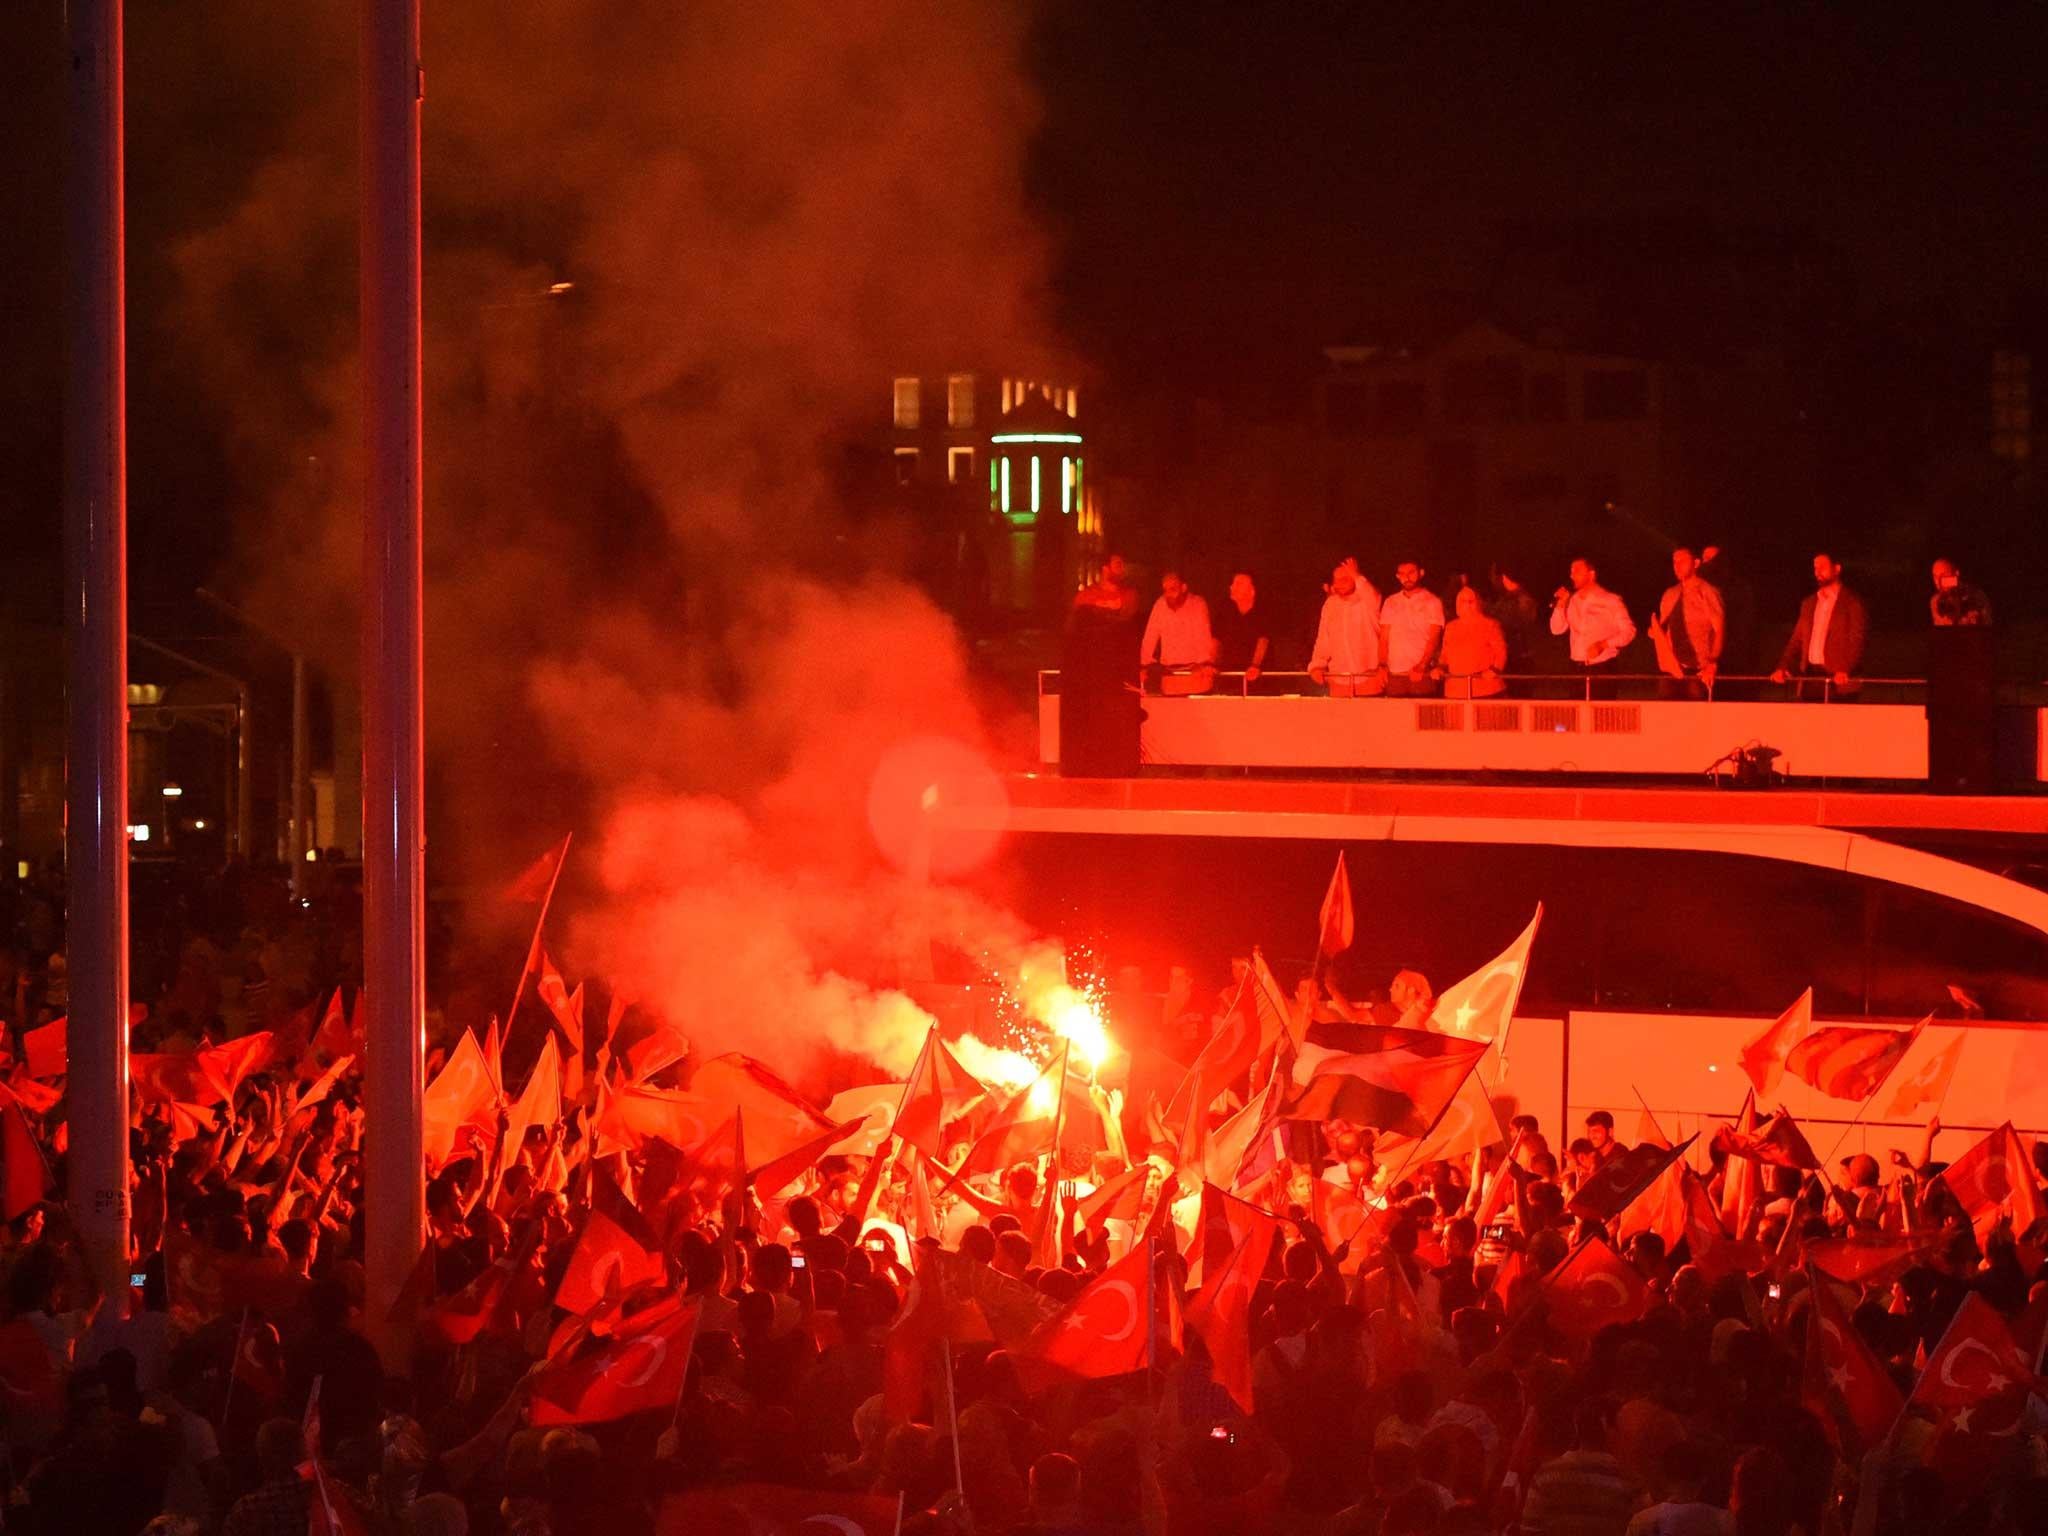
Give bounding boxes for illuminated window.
[893,447,919,484]
[1075,457,1084,517]
[1000,456,1011,512]
[1001,378,1014,413]
[892,377,920,429]
[1993,350,2032,461]
[1030,456,1041,514]
[947,446,975,483]
[989,457,999,507]
[1061,456,1073,514]
[1067,387,1078,418]
[947,374,975,428]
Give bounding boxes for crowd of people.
[1084,547,1996,702]
[0,868,2043,1536]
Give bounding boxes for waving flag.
[592,1083,723,1156]
[1542,1235,1649,1338]
[1016,1241,1175,1387]
[1906,1293,2041,1470]
[555,1207,665,1316]
[502,1033,562,1169]
[1317,851,1355,962]
[1787,1019,1921,1102]
[1684,1169,1764,1281]
[1076,1164,1152,1228]
[1,1096,50,1220]
[1711,1108,1821,1170]
[1739,989,1812,1098]
[1284,1027,1486,1136]
[1427,905,1542,1043]
[825,1082,908,1157]
[1163,968,1272,1132]
[691,1054,839,1165]
[954,1051,1065,1177]
[1570,1135,1697,1224]
[1186,1185,1281,1412]
[1248,947,1300,1048]
[892,1027,988,1156]
[530,1296,701,1425]
[422,1029,502,1169]
[1881,1026,1966,1120]
[1802,1268,1903,1455]
[1806,1233,1945,1286]
[1930,1122,2046,1243]
[1373,1067,1506,1167]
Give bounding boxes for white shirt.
[1138,594,1215,668]
[1311,583,1385,676]
[1548,584,1638,664]
[1807,584,1840,667]
[1379,587,1447,673]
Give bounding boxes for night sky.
[5,5,2046,617]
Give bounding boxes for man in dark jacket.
[1770,551,1869,699]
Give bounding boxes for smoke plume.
[162,0,1076,1087]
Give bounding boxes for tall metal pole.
[235,682,253,860]
[63,0,132,1300]
[290,653,308,892]
[361,0,426,1368]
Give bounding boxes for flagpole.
[1819,1043,1916,1170]
[504,833,572,1050]
[220,1306,251,1429]
[938,1263,966,1502]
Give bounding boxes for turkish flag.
[1802,1268,1903,1455]
[1718,1091,1760,1237]
[1881,1027,1966,1121]
[1616,1150,1690,1251]
[1017,1241,1176,1387]
[555,1206,665,1316]
[132,1052,227,1108]
[1317,850,1355,961]
[1075,1163,1151,1228]
[1541,1236,1649,1338]
[953,1051,1065,1178]
[1807,1233,1945,1286]
[502,1033,562,1169]
[1426,905,1542,1043]
[500,835,570,905]
[203,1030,279,1100]
[1185,1185,1281,1412]
[1162,968,1271,1133]
[690,1054,839,1166]
[1906,1293,2040,1469]
[21,1019,67,1081]
[1570,1136,1697,1224]
[530,1295,701,1425]
[422,1260,515,1346]
[422,1029,501,1170]
[1738,989,1812,1099]
[300,989,355,1081]
[1683,1169,1764,1282]
[892,1027,988,1157]
[750,1117,861,1198]
[535,949,586,1104]
[593,1083,724,1157]
[657,1485,903,1536]
[1932,1123,2046,1245]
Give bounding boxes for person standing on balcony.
[1439,586,1507,698]
[1548,556,1636,697]
[1138,568,1216,695]
[1649,545,1725,700]
[1929,558,1993,626]
[1771,551,1868,700]
[1379,560,1446,697]
[1309,558,1386,697]
[1212,571,1271,692]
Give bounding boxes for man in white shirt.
[1378,560,1446,697]
[1137,569,1215,695]
[1548,556,1637,697]
[1309,558,1386,697]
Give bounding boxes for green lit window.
[1030,456,1041,514]
[1000,457,1011,513]
[1061,457,1073,514]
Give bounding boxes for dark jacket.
[1777,583,1869,682]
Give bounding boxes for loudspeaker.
[1926,627,1994,793]
[1060,609,1142,778]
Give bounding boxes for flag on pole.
[1905,1293,2042,1470]
[1316,851,1354,963]
[954,1052,1066,1177]
[1185,1185,1281,1412]
[1738,989,1812,1098]
[1786,1018,1922,1102]
[1015,1241,1177,1388]
[893,1027,988,1157]
[502,1033,562,1171]
[1881,1026,1967,1120]
[1541,1235,1650,1338]
[0,1095,50,1220]
[1568,1136,1697,1224]
[1711,1108,1822,1170]
[1427,906,1542,1043]
[529,1297,702,1424]
[1801,1265,1903,1455]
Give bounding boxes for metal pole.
[361,0,426,1370]
[63,0,132,1300]
[235,683,253,861]
[290,653,308,892]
